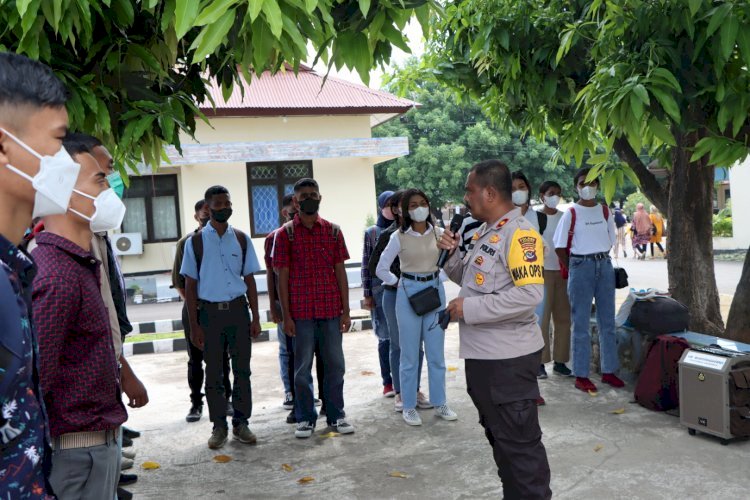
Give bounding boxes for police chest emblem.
[518,235,538,263]
[479,244,497,257]
[475,273,485,286]
[489,234,500,244]
[474,255,484,266]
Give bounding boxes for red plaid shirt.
[273,215,349,320]
[31,232,127,438]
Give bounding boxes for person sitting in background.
[362,191,396,398]
[536,181,572,379]
[368,191,428,413]
[376,188,457,426]
[649,205,666,258]
[631,203,652,260]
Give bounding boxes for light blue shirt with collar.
[180,223,260,302]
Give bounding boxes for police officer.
[439,159,552,499]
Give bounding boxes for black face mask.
[211,208,233,224]
[299,198,320,216]
[199,216,210,227]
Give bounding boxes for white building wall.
[729,160,750,248]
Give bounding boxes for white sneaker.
[332,418,355,434]
[417,392,433,409]
[435,404,458,421]
[394,394,403,412]
[120,457,134,470]
[295,421,314,439]
[403,408,422,426]
[121,449,136,460]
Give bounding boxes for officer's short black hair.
[62,132,102,157]
[539,180,562,195]
[470,160,512,200]
[0,53,68,126]
[574,167,598,187]
[205,185,230,203]
[294,178,319,192]
[194,199,207,213]
[511,170,532,193]
[282,193,294,207]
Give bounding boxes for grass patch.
[125,332,184,344]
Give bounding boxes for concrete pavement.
[125,329,749,499]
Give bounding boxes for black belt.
[384,284,397,291]
[570,253,609,260]
[401,271,439,282]
[198,296,247,311]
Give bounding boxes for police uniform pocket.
[466,253,497,292]
[493,399,542,443]
[569,256,585,269]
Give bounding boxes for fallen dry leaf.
[447,366,458,372]
[360,370,375,376]
[298,476,315,484]
[319,431,341,438]
[389,471,408,479]
[141,461,160,470]
[588,390,598,397]
[610,408,625,415]
[213,455,233,463]
[282,463,293,472]
[593,445,604,452]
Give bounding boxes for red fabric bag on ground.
[634,335,691,411]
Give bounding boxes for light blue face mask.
[106,171,125,199]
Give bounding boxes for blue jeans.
[396,275,447,410]
[294,318,345,425]
[567,256,619,378]
[371,280,392,387]
[535,285,546,329]
[277,325,292,394]
[383,288,424,394]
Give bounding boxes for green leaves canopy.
[0,0,435,171]
[425,0,750,203]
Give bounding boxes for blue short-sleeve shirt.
[180,224,260,302]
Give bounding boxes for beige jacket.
[444,208,545,360]
[91,234,122,359]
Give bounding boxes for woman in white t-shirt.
[536,181,572,379]
[553,168,624,395]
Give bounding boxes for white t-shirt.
[536,209,563,270]
[553,203,616,255]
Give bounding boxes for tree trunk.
[613,134,724,335]
[665,133,724,335]
[725,246,750,343]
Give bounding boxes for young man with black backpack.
[180,186,262,449]
[553,168,624,394]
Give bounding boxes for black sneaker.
[186,405,203,423]
[117,487,133,500]
[225,400,234,417]
[119,473,138,486]
[553,362,573,377]
[286,410,296,424]
[122,427,141,439]
[122,436,134,448]
[537,364,548,379]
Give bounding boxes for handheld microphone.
[437,213,465,268]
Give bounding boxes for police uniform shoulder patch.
[496,218,509,229]
[507,228,544,287]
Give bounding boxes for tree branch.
[612,136,668,212]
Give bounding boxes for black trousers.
[465,351,552,500]
[183,304,231,406]
[198,299,252,428]
[283,321,325,402]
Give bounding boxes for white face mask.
[544,195,560,209]
[1,128,81,218]
[409,206,430,223]
[69,188,127,233]
[578,186,598,201]
[512,189,529,206]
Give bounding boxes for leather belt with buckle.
[401,271,440,282]
[199,296,247,311]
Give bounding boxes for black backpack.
[537,211,547,235]
[192,228,249,276]
[629,297,689,337]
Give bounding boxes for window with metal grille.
[246,161,313,237]
[121,175,181,243]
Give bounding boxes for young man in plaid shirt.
[275,178,354,438]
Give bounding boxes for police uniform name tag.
[508,229,544,286]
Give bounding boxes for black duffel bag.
[629,296,689,337]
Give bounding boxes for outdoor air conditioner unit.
[112,233,143,256]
